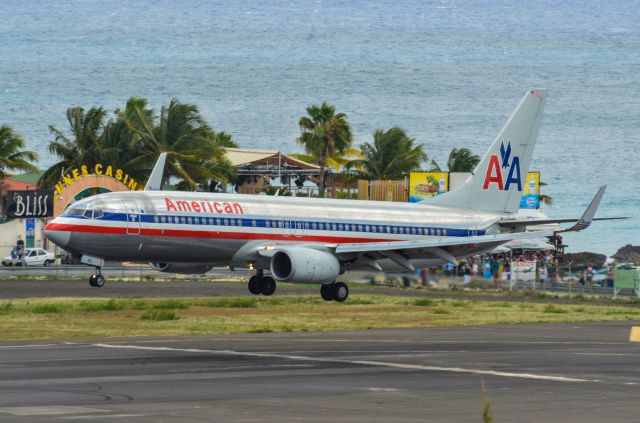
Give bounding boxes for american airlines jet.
[44,89,611,302]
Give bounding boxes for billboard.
[519,172,540,209]
[409,172,449,203]
[6,190,54,218]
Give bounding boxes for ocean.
[0,0,638,256]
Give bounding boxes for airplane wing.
[499,186,625,233]
[255,230,554,272]
[333,231,553,255]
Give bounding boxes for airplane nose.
[44,226,71,248]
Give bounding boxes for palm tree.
[123,98,236,189]
[429,147,480,172]
[446,148,480,172]
[539,180,553,206]
[0,125,38,180]
[39,106,107,188]
[348,127,427,180]
[297,102,353,198]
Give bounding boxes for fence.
[357,180,408,202]
[392,265,640,299]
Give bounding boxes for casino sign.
[53,163,143,217]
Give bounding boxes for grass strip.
[0,295,638,341]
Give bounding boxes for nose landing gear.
[89,273,105,288]
[81,255,106,288]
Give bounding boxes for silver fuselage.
[45,191,509,270]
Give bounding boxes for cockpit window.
[93,209,104,219]
[64,208,85,217]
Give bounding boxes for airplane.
[44,88,615,302]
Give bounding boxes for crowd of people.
[420,249,562,287]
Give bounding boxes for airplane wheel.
[89,274,98,287]
[248,275,261,295]
[95,275,105,288]
[320,283,335,301]
[260,276,276,296]
[332,282,349,303]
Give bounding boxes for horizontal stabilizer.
[560,185,608,233]
[500,217,625,228]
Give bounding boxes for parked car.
[2,248,56,266]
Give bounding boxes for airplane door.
[123,199,141,235]
[466,213,477,237]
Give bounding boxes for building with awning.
[224,148,321,195]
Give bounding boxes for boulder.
[559,252,606,269]
[612,245,640,265]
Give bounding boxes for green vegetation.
[297,101,353,197]
[0,124,38,180]
[38,98,237,190]
[0,294,639,341]
[347,127,427,180]
[141,310,180,321]
[414,298,435,306]
[429,147,480,173]
[481,381,494,423]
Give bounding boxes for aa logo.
[482,141,522,191]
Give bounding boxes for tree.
[39,106,107,188]
[123,98,237,190]
[348,127,427,180]
[446,148,480,172]
[539,180,553,206]
[429,147,480,172]
[0,125,38,180]
[297,102,353,197]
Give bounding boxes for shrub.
[198,298,258,308]
[0,302,14,315]
[152,299,189,310]
[432,307,451,314]
[31,303,70,314]
[543,304,568,314]
[414,298,435,307]
[140,310,180,321]
[78,299,126,312]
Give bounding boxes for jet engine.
[150,262,214,275]
[270,247,341,284]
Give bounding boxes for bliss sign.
[482,141,522,191]
[6,190,54,218]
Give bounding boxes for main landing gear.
[89,270,105,288]
[248,271,276,296]
[320,282,349,302]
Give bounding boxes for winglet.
[560,185,606,232]
[144,153,167,191]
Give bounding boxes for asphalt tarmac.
[0,322,639,422]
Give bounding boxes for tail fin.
[427,88,547,214]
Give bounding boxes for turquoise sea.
[0,0,638,255]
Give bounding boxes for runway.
[0,322,639,422]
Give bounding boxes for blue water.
[1,0,638,256]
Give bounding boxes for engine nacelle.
[270,247,340,284]
[150,262,214,275]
